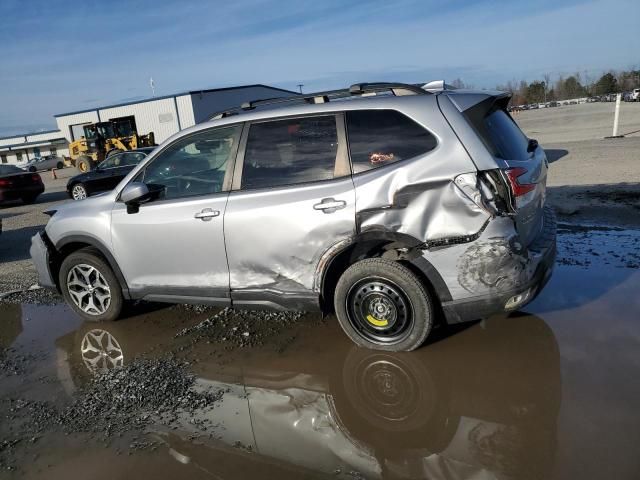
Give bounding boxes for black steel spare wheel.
[347,278,413,344]
[334,258,433,352]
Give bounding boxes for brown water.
[1,265,639,480]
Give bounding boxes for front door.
[110,125,243,302]
[224,114,355,309]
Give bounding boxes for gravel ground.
[0,357,225,471]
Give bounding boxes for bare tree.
[543,73,551,102]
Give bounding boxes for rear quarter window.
[346,110,437,173]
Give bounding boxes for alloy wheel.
[72,185,87,200]
[67,264,111,315]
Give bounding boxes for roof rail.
[210,82,429,120]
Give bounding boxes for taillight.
[31,174,42,183]
[505,167,536,197]
[0,179,12,187]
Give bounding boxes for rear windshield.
[0,165,23,175]
[466,108,529,160]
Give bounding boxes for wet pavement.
[1,236,640,479]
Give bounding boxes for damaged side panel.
[351,101,493,245]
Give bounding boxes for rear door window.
[483,109,530,160]
[240,115,339,190]
[346,110,437,173]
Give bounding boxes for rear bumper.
[442,207,557,324]
[30,231,57,290]
[0,185,44,202]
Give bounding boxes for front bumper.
[30,231,57,290]
[442,207,557,324]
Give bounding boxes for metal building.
[55,84,297,145]
[0,130,69,165]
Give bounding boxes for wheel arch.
[54,235,131,299]
[318,231,451,313]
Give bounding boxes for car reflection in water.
[56,313,560,480]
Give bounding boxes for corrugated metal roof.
[0,137,67,150]
[54,84,298,118]
[0,129,60,141]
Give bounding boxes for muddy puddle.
[1,235,640,479]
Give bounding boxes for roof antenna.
[150,77,156,97]
[297,84,304,94]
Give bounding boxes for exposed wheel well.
[52,241,129,298]
[320,238,448,322]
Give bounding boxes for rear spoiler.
[444,90,512,113]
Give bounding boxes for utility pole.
[297,84,304,94]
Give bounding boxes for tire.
[77,156,92,173]
[334,258,433,352]
[28,166,36,172]
[329,346,456,454]
[70,183,88,200]
[56,161,64,169]
[21,194,39,204]
[59,248,123,323]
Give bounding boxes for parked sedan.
[0,165,44,204]
[66,148,154,200]
[23,155,65,172]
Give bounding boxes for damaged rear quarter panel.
[352,99,490,243]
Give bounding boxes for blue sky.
[0,0,638,136]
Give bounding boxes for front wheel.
[59,248,123,322]
[334,258,433,352]
[56,161,64,169]
[76,156,92,173]
[71,183,88,200]
[28,166,36,172]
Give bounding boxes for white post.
[612,93,622,137]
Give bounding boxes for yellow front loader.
[67,116,156,172]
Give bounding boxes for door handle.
[194,208,220,221]
[313,198,346,214]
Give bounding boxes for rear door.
[224,113,355,308]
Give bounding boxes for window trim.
[118,123,245,203]
[344,108,439,177]
[231,112,349,192]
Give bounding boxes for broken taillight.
[504,167,536,197]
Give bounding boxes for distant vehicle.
[23,155,65,172]
[548,101,558,107]
[632,89,640,102]
[538,103,547,109]
[66,148,154,200]
[0,164,44,204]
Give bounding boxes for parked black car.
[66,148,154,200]
[0,165,44,204]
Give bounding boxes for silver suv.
[30,82,556,352]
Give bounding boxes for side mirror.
[527,138,539,153]
[120,182,149,214]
